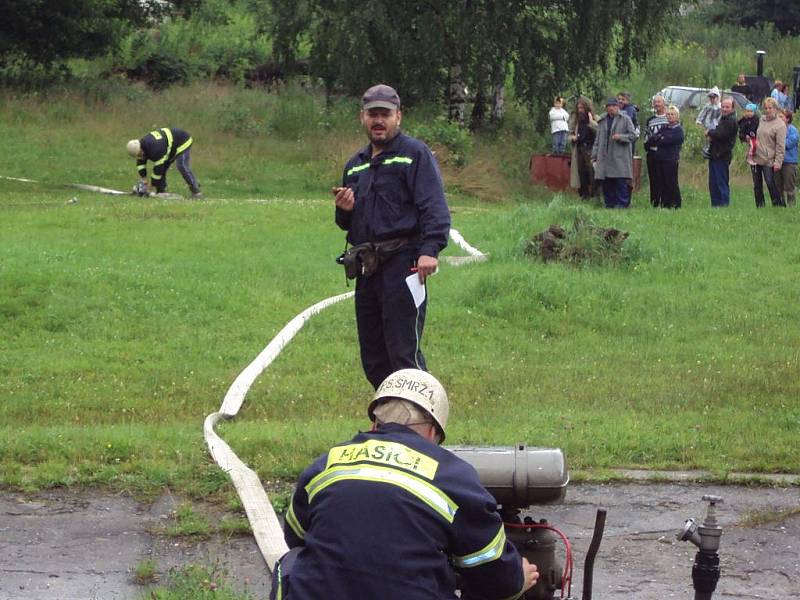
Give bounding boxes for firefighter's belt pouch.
[341,243,378,279]
[340,237,414,280]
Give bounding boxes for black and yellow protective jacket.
[283,423,526,600]
[136,127,192,190]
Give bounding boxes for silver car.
[653,86,750,110]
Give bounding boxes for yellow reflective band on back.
[153,128,174,167]
[326,439,439,480]
[137,164,146,172]
[306,464,458,523]
[285,501,305,540]
[382,156,413,166]
[346,163,370,176]
[149,130,163,140]
[175,136,192,155]
[452,524,507,568]
[275,559,283,600]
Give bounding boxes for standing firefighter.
[126,127,202,198]
[334,84,451,389]
[271,369,539,600]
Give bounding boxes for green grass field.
[1,84,799,501]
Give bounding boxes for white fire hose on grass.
[203,229,487,571]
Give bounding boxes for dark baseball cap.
[606,97,619,106]
[362,84,401,110]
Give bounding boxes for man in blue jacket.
[126,127,202,198]
[334,85,451,389]
[272,369,539,600]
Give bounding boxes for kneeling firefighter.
[126,127,202,198]
[272,368,539,599]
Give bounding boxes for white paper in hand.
[405,273,426,308]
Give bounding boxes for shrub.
[407,117,473,167]
[112,1,270,89]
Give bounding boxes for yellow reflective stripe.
[153,128,173,167]
[150,173,163,180]
[137,164,146,173]
[306,464,458,523]
[275,558,283,600]
[346,163,370,176]
[382,156,413,166]
[149,130,162,140]
[452,524,506,568]
[175,136,192,155]
[285,501,305,540]
[326,439,439,480]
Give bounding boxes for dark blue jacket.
[136,127,192,190]
[284,423,525,600]
[621,103,639,130]
[707,112,738,162]
[737,115,759,142]
[643,123,684,162]
[336,133,451,258]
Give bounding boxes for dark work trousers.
[655,160,681,208]
[355,250,427,389]
[602,177,631,209]
[175,149,201,193]
[752,164,785,207]
[269,547,301,600]
[708,159,731,207]
[646,152,662,207]
[576,145,594,197]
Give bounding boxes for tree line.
[2,0,797,125]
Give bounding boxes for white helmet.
[126,139,141,157]
[369,369,449,441]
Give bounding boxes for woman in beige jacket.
[752,97,787,207]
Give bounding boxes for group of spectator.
[697,84,796,208]
[550,84,797,209]
[552,92,641,208]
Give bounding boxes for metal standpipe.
[678,495,724,600]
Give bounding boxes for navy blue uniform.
[136,127,200,194]
[336,132,451,389]
[644,124,685,208]
[274,423,525,600]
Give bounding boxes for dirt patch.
[1,482,797,599]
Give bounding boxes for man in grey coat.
[593,98,638,208]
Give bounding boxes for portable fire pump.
[450,445,723,600]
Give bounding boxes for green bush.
[113,1,271,89]
[407,116,473,167]
[216,100,264,137]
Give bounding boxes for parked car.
[652,86,750,110]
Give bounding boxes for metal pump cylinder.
[447,445,568,507]
[756,50,766,76]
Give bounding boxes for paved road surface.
[1,482,798,599]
